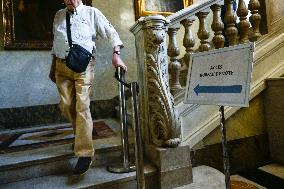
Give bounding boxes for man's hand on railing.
[112,53,127,71]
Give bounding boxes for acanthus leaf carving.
[144,25,181,148]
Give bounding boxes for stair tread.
[259,163,284,179]
[231,163,284,189]
[0,138,121,170]
[0,118,134,170]
[0,163,156,189]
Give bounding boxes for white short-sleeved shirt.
[52,3,123,59]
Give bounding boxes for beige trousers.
[55,58,95,157]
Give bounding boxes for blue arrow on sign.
[194,84,242,96]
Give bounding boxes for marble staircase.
[0,118,158,189]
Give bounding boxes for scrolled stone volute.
[145,28,166,54]
[130,15,181,148]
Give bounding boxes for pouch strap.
[66,12,72,48]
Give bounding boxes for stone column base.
[145,145,192,189]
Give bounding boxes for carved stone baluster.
[225,0,238,46]
[196,11,211,51]
[211,4,225,49]
[248,0,261,41]
[181,17,195,67]
[237,0,250,43]
[179,18,196,87]
[168,26,182,95]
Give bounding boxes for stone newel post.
[130,15,181,148]
[130,15,192,189]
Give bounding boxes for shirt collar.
[75,3,84,14]
[66,3,84,15]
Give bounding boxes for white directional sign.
[184,42,254,107]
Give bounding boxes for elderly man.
[49,0,127,175]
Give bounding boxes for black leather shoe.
[73,157,92,175]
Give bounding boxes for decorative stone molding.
[131,15,181,148]
[167,0,224,26]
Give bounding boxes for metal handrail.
[108,67,145,189]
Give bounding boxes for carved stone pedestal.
[146,145,192,189]
[130,15,192,189]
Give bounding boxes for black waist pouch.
[66,44,92,73]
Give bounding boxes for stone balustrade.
[130,0,261,148]
[167,0,261,96]
[130,1,262,188]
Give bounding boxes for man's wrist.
[113,51,120,55]
[113,45,121,55]
[113,45,121,52]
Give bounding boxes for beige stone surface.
[174,166,225,189]
[259,164,284,179]
[258,164,284,179]
[199,93,266,146]
[265,79,284,164]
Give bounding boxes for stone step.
[174,164,284,189]
[174,166,225,189]
[258,163,284,179]
[231,163,284,189]
[0,118,136,185]
[0,163,157,189]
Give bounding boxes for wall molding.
[254,25,284,66]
